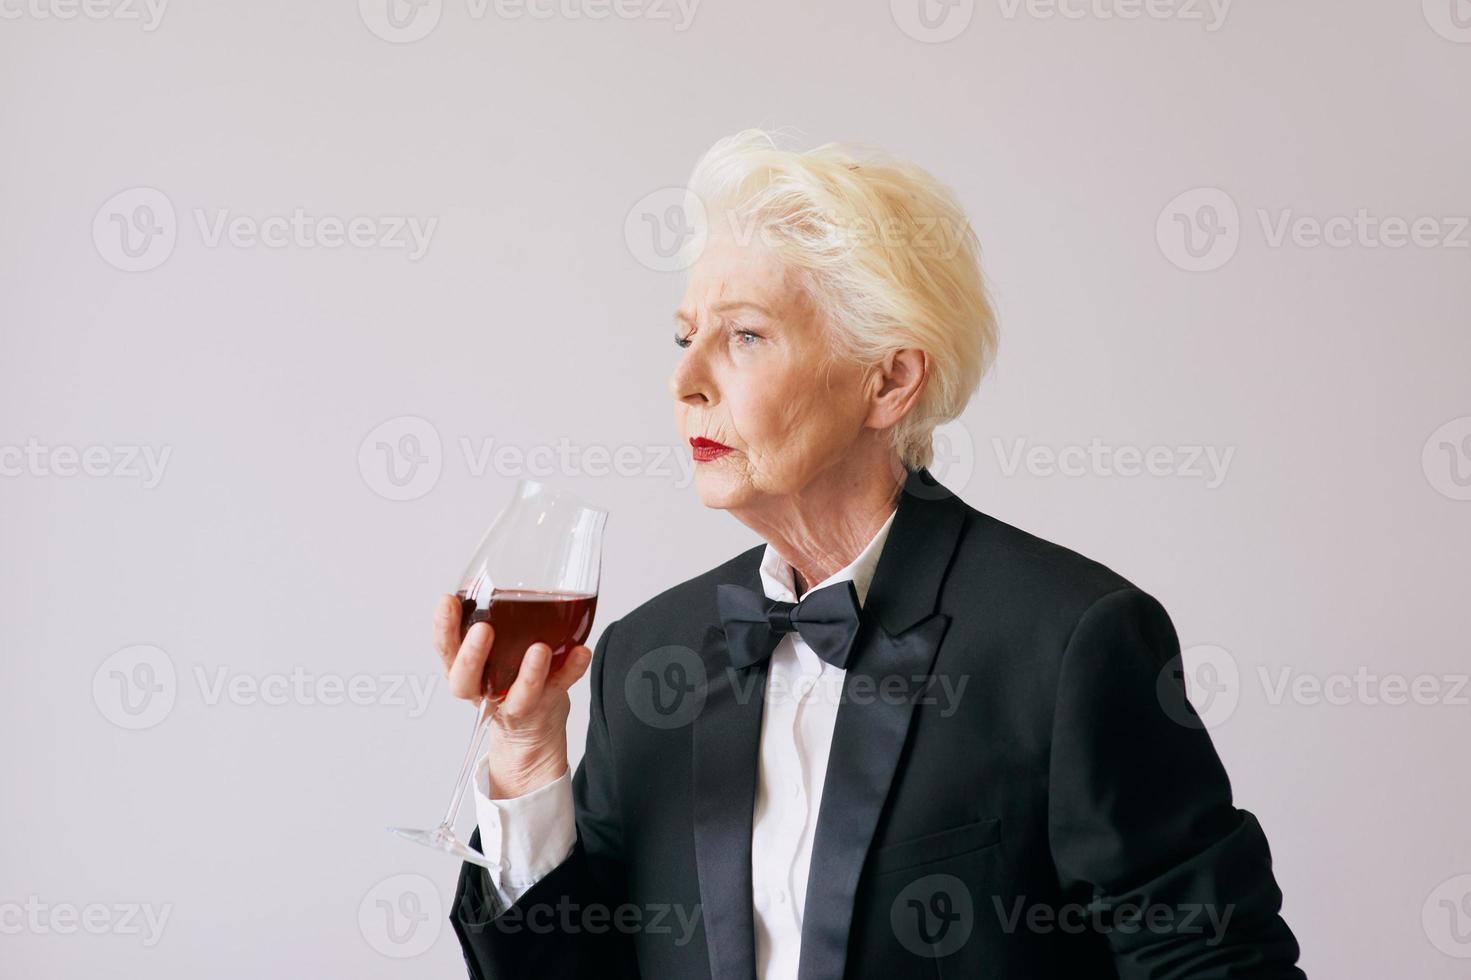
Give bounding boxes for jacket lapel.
[796,467,966,980]
[691,567,769,980]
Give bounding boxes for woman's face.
[669,233,874,512]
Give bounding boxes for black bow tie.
[715,579,864,671]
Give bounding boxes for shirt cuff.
[472,754,577,908]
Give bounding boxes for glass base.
[387,823,495,870]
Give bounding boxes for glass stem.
[439,697,498,830]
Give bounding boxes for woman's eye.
[673,327,759,348]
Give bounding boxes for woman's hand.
[434,594,594,800]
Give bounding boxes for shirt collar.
[757,507,898,609]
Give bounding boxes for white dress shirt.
[471,507,898,980]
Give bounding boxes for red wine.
[457,588,597,699]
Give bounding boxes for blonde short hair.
[686,128,998,471]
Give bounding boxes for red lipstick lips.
[690,437,733,462]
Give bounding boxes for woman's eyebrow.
[674,300,775,325]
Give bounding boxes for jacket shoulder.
[952,501,1154,618]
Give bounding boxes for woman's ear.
[867,348,929,430]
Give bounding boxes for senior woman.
[437,131,1304,979]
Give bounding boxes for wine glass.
[388,478,606,868]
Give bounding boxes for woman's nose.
[668,348,714,406]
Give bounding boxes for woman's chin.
[692,464,749,510]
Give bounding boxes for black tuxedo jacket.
[451,467,1304,979]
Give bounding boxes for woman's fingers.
[500,643,553,717]
[434,588,593,710]
[433,594,461,674]
[545,645,593,693]
[447,621,494,700]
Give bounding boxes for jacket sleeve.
[1047,588,1306,978]
[450,618,642,980]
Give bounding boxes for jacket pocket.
[868,817,1002,877]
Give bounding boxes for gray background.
[2,0,1468,975]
